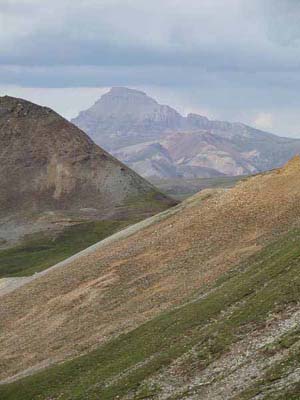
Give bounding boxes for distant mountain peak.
[93,86,160,110]
[108,87,147,96]
[72,87,182,151]
[91,86,158,111]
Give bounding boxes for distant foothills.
[72,87,300,179]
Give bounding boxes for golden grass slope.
[1,156,300,382]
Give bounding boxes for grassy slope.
[1,228,300,399]
[0,220,134,278]
[0,190,175,278]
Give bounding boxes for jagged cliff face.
[0,95,173,215]
[72,87,300,179]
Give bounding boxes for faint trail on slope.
[0,198,191,298]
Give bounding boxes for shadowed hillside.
[0,95,173,214]
[0,96,175,276]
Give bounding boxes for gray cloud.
[261,0,300,46]
[1,0,299,70]
[1,0,300,137]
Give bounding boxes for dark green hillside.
[0,190,175,278]
[0,220,131,278]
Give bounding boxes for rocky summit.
[72,87,300,179]
[72,87,183,150]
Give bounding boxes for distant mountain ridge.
[72,87,300,178]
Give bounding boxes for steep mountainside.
[2,157,300,399]
[72,87,300,178]
[0,96,175,275]
[0,95,173,214]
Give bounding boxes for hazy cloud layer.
[1,0,300,136]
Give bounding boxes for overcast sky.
[1,0,300,136]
